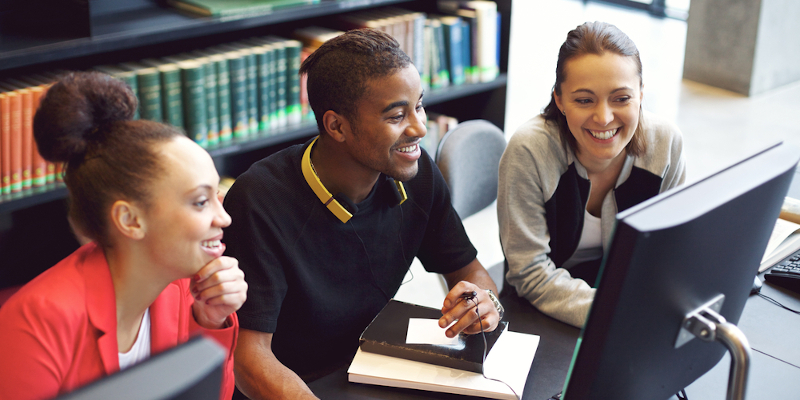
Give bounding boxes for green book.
[223,44,259,135]
[120,63,162,122]
[178,61,208,147]
[283,39,302,126]
[142,59,184,128]
[238,40,272,133]
[263,37,287,128]
[222,49,250,140]
[212,53,234,144]
[431,19,450,89]
[249,37,281,131]
[195,50,233,145]
[167,0,317,18]
[93,65,140,120]
[265,43,279,131]
[195,56,221,147]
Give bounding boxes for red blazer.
[0,243,238,400]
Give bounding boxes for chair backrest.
[435,119,506,219]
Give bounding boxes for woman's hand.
[191,255,247,329]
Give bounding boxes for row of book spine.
[0,80,63,198]
[95,35,307,149]
[0,3,502,202]
[329,2,500,91]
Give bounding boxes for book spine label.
[161,69,184,128]
[202,62,220,147]
[8,92,23,193]
[275,46,288,127]
[228,56,249,139]
[285,42,302,126]
[255,49,271,132]
[215,59,233,144]
[0,94,11,195]
[244,53,259,135]
[138,71,163,122]
[18,89,33,191]
[181,65,208,147]
[31,87,47,188]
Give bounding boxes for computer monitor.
[57,336,225,400]
[563,142,799,399]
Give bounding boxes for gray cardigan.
[497,111,686,327]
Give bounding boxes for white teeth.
[202,240,221,248]
[397,144,417,153]
[589,129,617,140]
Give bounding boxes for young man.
[223,29,503,399]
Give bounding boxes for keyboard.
[765,249,800,294]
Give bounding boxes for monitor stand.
[675,294,751,400]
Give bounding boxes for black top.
[223,139,477,377]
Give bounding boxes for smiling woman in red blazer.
[0,72,247,400]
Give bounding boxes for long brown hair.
[33,71,182,247]
[543,21,646,157]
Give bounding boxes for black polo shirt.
[223,139,477,378]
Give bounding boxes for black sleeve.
[223,165,287,333]
[413,150,478,275]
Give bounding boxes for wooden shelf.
[0,74,507,213]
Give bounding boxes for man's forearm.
[235,357,317,400]
[234,330,318,400]
[443,258,498,292]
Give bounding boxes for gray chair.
[435,119,507,292]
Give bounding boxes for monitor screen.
[57,336,225,400]
[563,142,799,399]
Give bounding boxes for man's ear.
[110,200,146,240]
[322,110,350,143]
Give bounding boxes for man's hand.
[191,255,247,329]
[438,281,500,338]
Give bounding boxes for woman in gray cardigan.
[497,22,686,328]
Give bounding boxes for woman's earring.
[561,109,566,116]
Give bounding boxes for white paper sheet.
[406,318,460,345]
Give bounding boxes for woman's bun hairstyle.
[33,71,138,162]
[32,71,179,248]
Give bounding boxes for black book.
[359,299,508,373]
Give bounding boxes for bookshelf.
[0,0,512,287]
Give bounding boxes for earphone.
[301,136,407,223]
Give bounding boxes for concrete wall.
[750,0,800,95]
[683,0,800,96]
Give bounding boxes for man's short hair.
[300,28,414,133]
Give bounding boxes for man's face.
[344,65,427,182]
